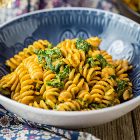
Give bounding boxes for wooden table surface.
[81,106,140,140]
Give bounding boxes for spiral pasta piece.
[23,55,43,81]
[6,40,51,71]
[115,60,132,78]
[62,68,86,97]
[43,86,60,109]
[100,50,113,65]
[56,100,82,111]
[29,100,49,110]
[86,37,101,49]
[68,69,85,89]
[61,68,90,102]
[0,72,17,89]
[63,49,86,68]
[123,85,133,100]
[43,70,56,84]
[39,84,46,95]
[58,90,74,102]
[101,66,115,78]
[90,78,118,105]
[0,72,21,95]
[57,39,76,57]
[79,61,101,83]
[14,63,35,104]
[33,83,46,96]
[90,50,113,65]
[77,90,94,104]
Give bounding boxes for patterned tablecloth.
[0,0,119,140]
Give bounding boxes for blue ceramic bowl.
[0,8,140,128]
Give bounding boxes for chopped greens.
[46,78,64,89]
[90,103,106,109]
[57,65,70,80]
[76,38,91,52]
[54,62,64,73]
[109,75,117,80]
[35,50,45,63]
[35,48,62,60]
[35,48,62,72]
[45,48,62,58]
[86,57,100,67]
[0,88,10,96]
[116,80,128,97]
[36,47,71,89]
[96,54,108,68]
[46,65,70,89]
[45,57,55,72]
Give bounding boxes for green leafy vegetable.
[45,57,55,72]
[116,80,128,97]
[96,54,108,68]
[35,48,62,60]
[35,50,45,63]
[76,38,91,52]
[109,75,117,80]
[46,65,70,89]
[35,49,46,56]
[0,88,10,96]
[86,57,100,67]
[45,48,62,58]
[57,65,70,80]
[37,55,43,63]
[46,78,64,89]
[48,44,53,49]
[35,48,62,72]
[107,63,114,68]
[54,62,64,73]
[90,103,106,109]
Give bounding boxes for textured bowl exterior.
[0,8,140,128]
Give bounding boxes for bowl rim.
[0,7,140,115]
[118,0,140,17]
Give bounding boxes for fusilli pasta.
[0,37,133,111]
[6,39,51,71]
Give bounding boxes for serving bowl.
[0,8,140,128]
[118,0,140,23]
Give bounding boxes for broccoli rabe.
[0,88,10,96]
[90,103,106,109]
[96,54,108,68]
[46,65,70,89]
[35,48,62,72]
[45,48,62,58]
[54,61,64,73]
[35,49,46,56]
[35,50,46,63]
[45,57,55,72]
[116,80,128,97]
[76,38,91,53]
[109,75,117,80]
[57,65,70,80]
[46,78,64,89]
[35,48,62,60]
[86,57,100,67]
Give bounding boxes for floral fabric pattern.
[0,105,99,140]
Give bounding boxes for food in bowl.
[0,37,133,111]
[123,0,140,14]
